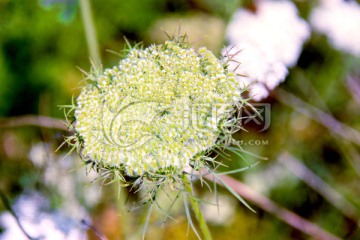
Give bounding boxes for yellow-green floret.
[74,40,240,177]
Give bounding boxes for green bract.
[71,40,243,181]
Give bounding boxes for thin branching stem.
[0,115,67,131]
[81,219,108,240]
[79,0,101,68]
[0,191,36,240]
[278,152,359,225]
[292,74,360,176]
[205,173,342,240]
[274,88,360,147]
[182,175,213,240]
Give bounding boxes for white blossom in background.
[28,142,50,168]
[223,43,288,101]
[224,0,310,101]
[0,192,87,240]
[28,143,102,218]
[202,193,237,225]
[2,142,101,239]
[310,0,360,56]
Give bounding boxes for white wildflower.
[62,38,256,236]
[73,40,241,178]
[310,0,360,56]
[28,143,102,218]
[224,0,310,101]
[223,43,288,101]
[28,143,50,168]
[0,192,87,240]
[43,154,101,216]
[202,193,237,225]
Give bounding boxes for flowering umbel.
[62,38,253,236]
[66,39,244,176]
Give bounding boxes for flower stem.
[114,185,130,240]
[79,0,101,68]
[183,175,213,240]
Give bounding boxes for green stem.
[183,175,213,240]
[114,185,130,240]
[79,0,101,68]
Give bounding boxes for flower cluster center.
[75,41,240,176]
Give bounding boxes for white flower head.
[224,0,310,101]
[61,37,258,236]
[63,38,247,188]
[223,44,288,101]
[310,0,360,56]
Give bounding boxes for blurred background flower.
[0,192,87,240]
[310,0,360,56]
[223,0,310,101]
